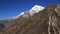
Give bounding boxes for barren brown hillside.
[0,5,60,34]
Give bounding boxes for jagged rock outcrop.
[0,5,60,34]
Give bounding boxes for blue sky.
[0,0,60,19]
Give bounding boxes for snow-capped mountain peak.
[29,5,45,15]
[30,5,44,11]
[13,5,45,19]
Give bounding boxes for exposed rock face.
[0,5,60,34]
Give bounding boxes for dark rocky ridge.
[0,5,60,34]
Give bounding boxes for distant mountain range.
[0,5,60,34]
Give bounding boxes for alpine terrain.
[0,5,60,34]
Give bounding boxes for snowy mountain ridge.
[12,5,45,19]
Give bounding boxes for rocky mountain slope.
[0,5,60,34]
